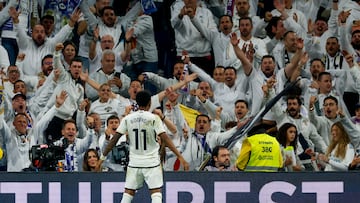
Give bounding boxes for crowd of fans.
[0,0,360,172]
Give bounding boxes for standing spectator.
[61,41,78,70]
[270,93,328,154]
[306,1,339,58]
[0,90,68,171]
[141,60,198,104]
[9,7,80,76]
[0,113,34,171]
[271,0,308,33]
[171,0,217,75]
[181,114,237,170]
[88,83,122,129]
[190,13,236,68]
[85,49,131,101]
[80,3,140,50]
[77,0,112,70]
[43,43,85,143]
[232,0,264,38]
[0,0,22,65]
[227,16,268,70]
[88,27,131,74]
[126,11,158,94]
[40,14,55,37]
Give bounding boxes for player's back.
[118,110,165,168]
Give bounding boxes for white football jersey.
[117,110,165,167]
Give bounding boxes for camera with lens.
[29,144,65,171]
[112,142,129,167]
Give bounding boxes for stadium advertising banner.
[0,172,358,203]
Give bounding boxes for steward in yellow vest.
[236,133,283,172]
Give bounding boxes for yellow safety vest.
[245,133,282,172]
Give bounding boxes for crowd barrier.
[0,172,358,203]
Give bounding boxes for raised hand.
[55,90,68,108]
[299,52,309,66]
[53,69,61,83]
[69,8,81,27]
[230,32,239,46]
[245,41,255,63]
[264,11,272,23]
[55,43,64,52]
[342,50,354,67]
[93,26,100,40]
[215,106,223,120]
[309,80,319,89]
[338,9,351,24]
[309,95,318,109]
[8,7,20,23]
[79,70,89,82]
[181,50,190,64]
[307,19,314,35]
[79,98,89,111]
[17,53,25,61]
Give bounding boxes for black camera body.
[30,144,65,171]
[112,142,129,166]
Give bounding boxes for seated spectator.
[277,123,304,171]
[204,145,235,171]
[317,122,355,171]
[82,148,111,172]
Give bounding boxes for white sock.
[121,193,133,203]
[151,192,162,203]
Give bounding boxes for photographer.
[204,145,235,171]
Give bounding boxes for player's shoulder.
[129,110,157,119]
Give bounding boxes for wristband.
[100,154,106,161]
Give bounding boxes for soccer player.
[99,90,189,203]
